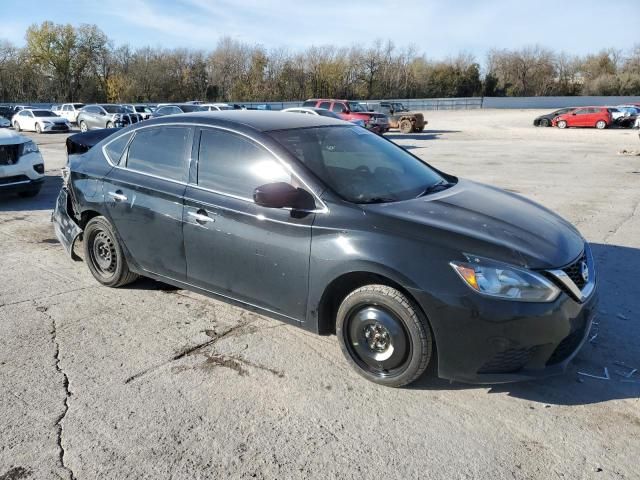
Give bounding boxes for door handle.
[188,209,215,224]
[108,191,127,202]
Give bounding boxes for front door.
[183,127,314,321]
[103,125,193,280]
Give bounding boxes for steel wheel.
[83,216,139,287]
[344,305,411,377]
[336,284,433,387]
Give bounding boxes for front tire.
[595,120,607,129]
[84,216,139,288]
[35,123,42,134]
[399,119,413,134]
[557,120,568,129]
[336,284,433,387]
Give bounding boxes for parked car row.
[533,104,640,129]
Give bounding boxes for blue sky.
[0,0,638,61]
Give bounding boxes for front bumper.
[0,151,45,193]
[52,188,83,260]
[410,283,598,384]
[367,123,390,135]
[42,123,70,132]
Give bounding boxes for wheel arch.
[315,269,426,335]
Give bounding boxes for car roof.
[143,110,345,132]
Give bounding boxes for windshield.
[33,110,58,117]
[102,105,127,114]
[348,102,367,112]
[270,126,446,203]
[180,105,207,112]
[393,103,407,110]
[135,106,152,113]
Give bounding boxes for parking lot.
[1,109,639,480]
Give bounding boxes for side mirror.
[99,111,106,116]
[253,182,316,210]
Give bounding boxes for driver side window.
[197,128,291,199]
[331,103,346,113]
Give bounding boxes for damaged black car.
[53,111,598,387]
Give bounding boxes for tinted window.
[63,105,71,111]
[331,102,346,113]
[270,126,445,204]
[104,133,133,165]
[319,101,331,110]
[126,127,190,181]
[302,100,317,107]
[197,129,291,199]
[102,105,126,114]
[85,106,99,114]
[33,110,57,117]
[573,109,588,115]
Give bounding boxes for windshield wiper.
[416,180,452,198]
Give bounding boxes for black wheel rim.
[344,305,411,378]
[89,230,117,277]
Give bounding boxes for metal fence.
[238,98,483,111]
[5,96,640,112]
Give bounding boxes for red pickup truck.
[302,99,390,134]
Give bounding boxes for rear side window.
[331,102,346,113]
[104,133,133,165]
[126,126,190,182]
[197,129,291,199]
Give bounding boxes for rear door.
[183,127,315,321]
[103,125,193,280]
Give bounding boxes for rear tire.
[336,284,433,387]
[595,120,607,129]
[414,125,425,133]
[540,118,550,127]
[557,120,568,129]
[79,121,88,132]
[106,121,114,129]
[84,216,139,288]
[399,119,413,134]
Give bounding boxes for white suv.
[0,130,45,197]
[59,103,85,124]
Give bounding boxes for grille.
[546,324,587,365]
[51,124,69,131]
[0,175,29,186]
[563,252,587,289]
[478,346,538,374]
[0,144,19,165]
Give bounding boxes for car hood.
[364,179,584,269]
[0,129,30,145]
[40,117,68,124]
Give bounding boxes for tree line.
[0,22,639,104]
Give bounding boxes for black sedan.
[53,111,597,386]
[533,107,576,127]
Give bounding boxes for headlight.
[21,140,39,156]
[450,255,560,302]
[43,121,52,125]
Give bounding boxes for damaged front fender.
[51,188,83,261]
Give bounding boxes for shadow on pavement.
[386,129,460,142]
[0,174,62,212]
[411,243,640,406]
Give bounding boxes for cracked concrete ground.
[1,110,639,480]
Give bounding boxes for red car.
[552,106,612,129]
[302,99,390,134]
